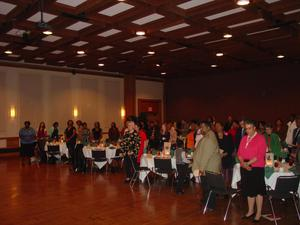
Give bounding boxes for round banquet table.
[44,142,69,158]
[139,154,177,182]
[82,146,117,170]
[231,163,300,196]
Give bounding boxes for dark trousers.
[201,175,216,209]
[124,154,138,178]
[176,163,189,192]
[67,142,76,164]
[37,139,47,163]
[74,144,85,171]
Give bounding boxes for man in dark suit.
[235,119,246,150]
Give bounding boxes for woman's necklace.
[245,132,257,148]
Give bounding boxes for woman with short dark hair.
[49,122,59,141]
[92,122,102,143]
[19,121,36,165]
[108,122,120,142]
[238,120,267,222]
[64,120,77,165]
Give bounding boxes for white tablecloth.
[231,163,300,196]
[139,154,176,182]
[45,142,69,158]
[82,146,116,170]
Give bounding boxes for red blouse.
[137,129,147,164]
[237,133,267,168]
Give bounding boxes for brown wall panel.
[166,64,300,123]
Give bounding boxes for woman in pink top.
[237,120,267,222]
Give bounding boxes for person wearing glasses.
[237,120,267,222]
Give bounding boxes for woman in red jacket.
[135,121,148,164]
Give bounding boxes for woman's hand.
[244,165,252,171]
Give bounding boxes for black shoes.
[241,213,255,219]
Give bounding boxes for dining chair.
[204,171,240,221]
[153,157,176,189]
[129,155,151,188]
[267,175,300,225]
[91,150,108,174]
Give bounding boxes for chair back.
[154,158,173,174]
[115,148,122,157]
[206,171,227,195]
[274,175,300,194]
[92,150,106,160]
[47,145,60,153]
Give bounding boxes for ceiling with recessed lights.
[0,0,299,78]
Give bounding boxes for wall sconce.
[73,107,78,118]
[10,106,16,119]
[121,107,126,119]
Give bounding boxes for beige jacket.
[192,130,221,174]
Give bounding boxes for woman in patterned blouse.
[120,116,140,182]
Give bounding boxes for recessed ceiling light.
[156,63,161,67]
[236,0,250,6]
[136,31,145,36]
[4,50,13,54]
[148,51,155,55]
[211,64,218,68]
[77,50,85,55]
[98,63,105,67]
[161,72,166,75]
[43,30,53,35]
[277,54,284,59]
[216,52,224,57]
[223,33,232,38]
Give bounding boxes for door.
[138,99,162,124]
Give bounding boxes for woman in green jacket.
[265,124,288,159]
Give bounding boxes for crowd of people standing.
[18,113,300,221]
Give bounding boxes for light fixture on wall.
[10,106,16,119]
[121,107,126,119]
[73,107,78,118]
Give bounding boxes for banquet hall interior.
[0,0,300,225]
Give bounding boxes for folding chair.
[204,171,240,221]
[91,150,108,174]
[267,175,300,225]
[47,145,60,163]
[129,155,151,188]
[153,158,176,188]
